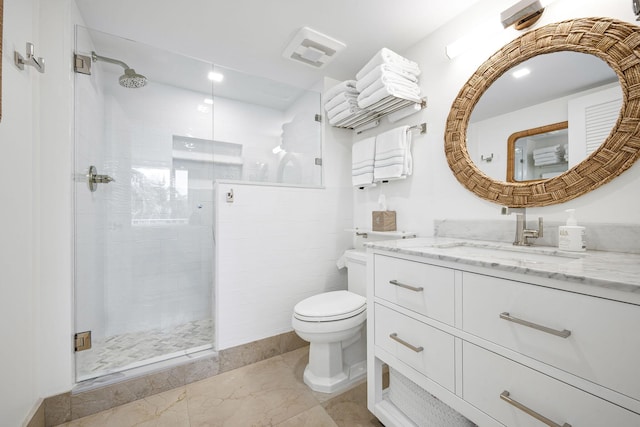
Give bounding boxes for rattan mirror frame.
[445,17,640,207]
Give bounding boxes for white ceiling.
[74,0,483,90]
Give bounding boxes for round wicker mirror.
[445,17,640,207]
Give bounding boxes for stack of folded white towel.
[324,80,368,125]
[532,144,565,166]
[355,48,422,110]
[351,125,413,187]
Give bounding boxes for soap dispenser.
[558,209,586,252]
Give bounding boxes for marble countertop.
[365,237,640,294]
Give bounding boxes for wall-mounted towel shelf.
[333,97,426,132]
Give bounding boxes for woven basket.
[445,17,640,207]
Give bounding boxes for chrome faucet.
[501,207,543,246]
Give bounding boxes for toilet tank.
[344,249,367,296]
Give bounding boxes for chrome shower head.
[119,68,147,88]
[91,51,147,88]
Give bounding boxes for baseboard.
[22,398,44,427]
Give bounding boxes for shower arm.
[91,51,131,70]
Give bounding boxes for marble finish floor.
[59,346,383,426]
[76,318,214,381]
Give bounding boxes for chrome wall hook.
[481,153,494,162]
[15,42,45,73]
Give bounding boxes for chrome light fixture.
[500,0,545,30]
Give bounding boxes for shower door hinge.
[315,158,323,166]
[314,114,322,123]
[74,54,92,75]
[74,331,92,352]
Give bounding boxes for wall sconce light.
[446,0,555,59]
[500,0,545,30]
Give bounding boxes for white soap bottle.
[558,209,586,252]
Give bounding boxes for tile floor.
[58,346,384,426]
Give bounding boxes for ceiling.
[74,0,483,91]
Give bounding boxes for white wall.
[214,78,353,350]
[0,1,78,424]
[0,1,39,424]
[353,0,640,234]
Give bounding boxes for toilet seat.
[293,290,366,322]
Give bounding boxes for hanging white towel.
[374,126,412,181]
[356,64,419,92]
[352,137,376,187]
[356,48,421,81]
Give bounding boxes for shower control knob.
[87,165,115,192]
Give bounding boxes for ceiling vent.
[282,27,346,68]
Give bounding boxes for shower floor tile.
[76,318,213,381]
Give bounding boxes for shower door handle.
[87,165,115,192]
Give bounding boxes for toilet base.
[303,359,366,394]
[301,328,367,394]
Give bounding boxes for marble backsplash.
[434,219,640,254]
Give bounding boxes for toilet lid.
[294,290,366,322]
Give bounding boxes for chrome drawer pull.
[500,312,571,338]
[389,333,423,353]
[500,391,571,427]
[389,279,424,292]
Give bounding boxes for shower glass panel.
[74,27,215,382]
[74,26,321,383]
[211,65,322,186]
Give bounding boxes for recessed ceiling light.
[512,68,531,78]
[204,98,214,105]
[208,71,224,82]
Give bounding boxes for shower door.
[74,27,215,382]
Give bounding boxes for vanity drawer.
[374,303,455,392]
[374,254,455,325]
[462,272,640,401]
[463,342,640,427]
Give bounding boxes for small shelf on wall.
[346,228,417,239]
[332,97,426,133]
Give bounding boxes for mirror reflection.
[507,121,568,182]
[467,51,621,182]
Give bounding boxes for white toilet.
[292,249,368,393]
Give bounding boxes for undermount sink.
[430,241,584,264]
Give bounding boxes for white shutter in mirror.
[568,84,622,168]
[585,98,622,155]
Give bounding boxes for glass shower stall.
[74,27,216,381]
[73,27,322,383]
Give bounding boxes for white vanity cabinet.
[367,249,640,427]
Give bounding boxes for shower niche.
[73,26,321,383]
